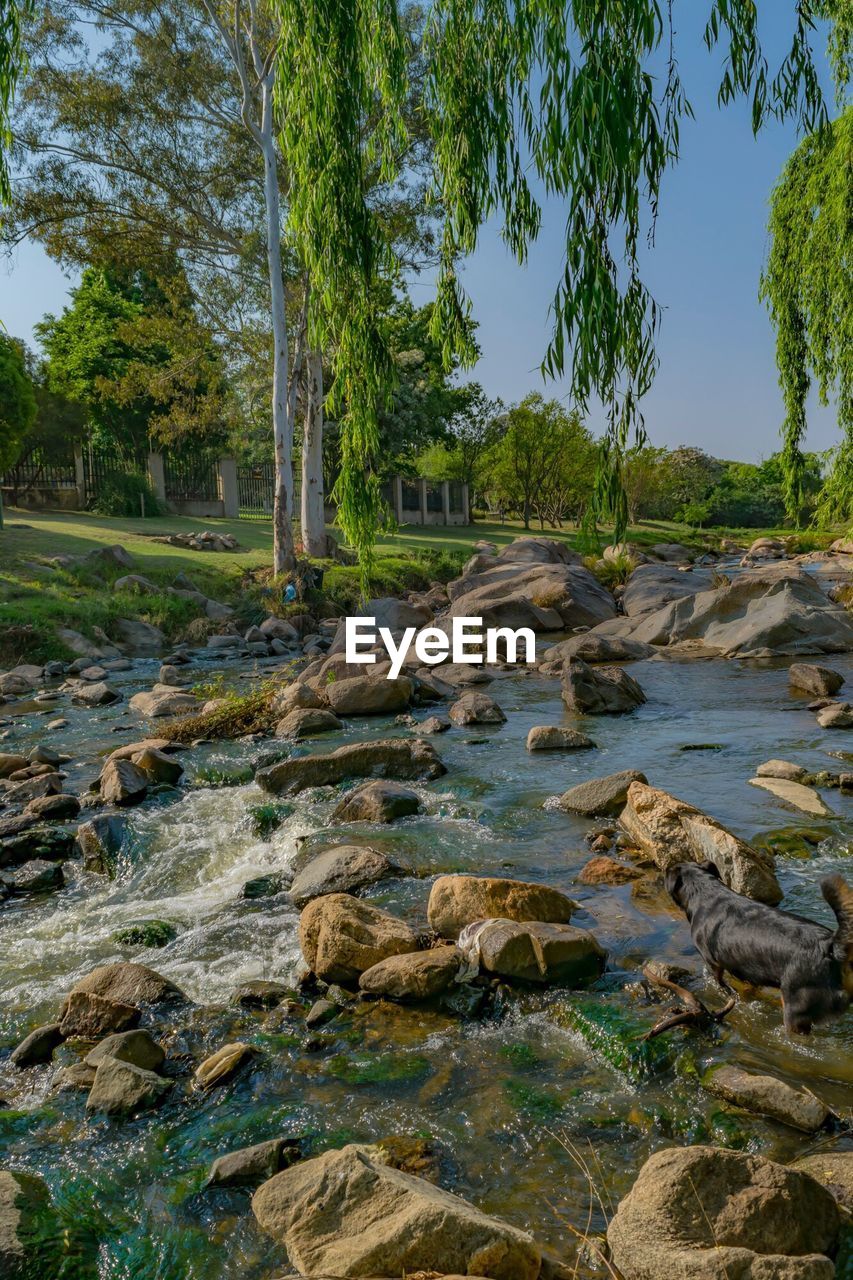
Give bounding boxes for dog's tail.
[822,874,853,958]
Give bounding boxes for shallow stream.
[1,647,852,1276]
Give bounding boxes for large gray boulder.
[290,845,398,907]
[325,675,414,716]
[558,769,647,816]
[251,1143,543,1279]
[629,570,853,657]
[607,1146,839,1280]
[620,781,782,903]
[622,563,712,617]
[256,738,445,796]
[561,658,646,715]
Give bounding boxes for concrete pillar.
[73,447,85,509]
[441,480,450,525]
[393,475,404,523]
[462,481,470,523]
[218,457,239,519]
[419,477,428,526]
[147,452,166,503]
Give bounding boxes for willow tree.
[273,0,849,563]
[0,0,30,207]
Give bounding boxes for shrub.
[91,471,163,517]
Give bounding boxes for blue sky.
[1,5,841,464]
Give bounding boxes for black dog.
[665,861,853,1035]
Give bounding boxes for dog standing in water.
[665,860,853,1035]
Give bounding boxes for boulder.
[420,714,451,734]
[359,947,461,1001]
[332,780,421,824]
[275,707,342,738]
[259,616,300,641]
[58,991,140,1039]
[791,1153,853,1214]
[816,701,853,728]
[3,860,64,894]
[62,961,182,1011]
[208,1138,299,1189]
[428,874,575,939]
[99,759,149,807]
[25,793,80,822]
[300,894,419,983]
[702,1065,829,1133]
[194,1042,253,1089]
[461,918,605,984]
[622,563,711,617]
[251,1143,542,1280]
[71,680,121,707]
[448,691,507,726]
[231,980,289,1009]
[256,738,445,796]
[788,663,844,697]
[526,726,596,751]
[561,658,646,715]
[290,845,398,907]
[325,675,414,716]
[86,544,135,570]
[132,747,184,786]
[607,1146,839,1280]
[113,618,165,655]
[85,1029,165,1073]
[75,813,127,875]
[540,631,655,667]
[0,1169,63,1277]
[630,570,853,657]
[578,856,643,886]
[86,1055,172,1116]
[10,1023,64,1068]
[129,687,200,718]
[748,776,834,818]
[558,769,648,816]
[743,536,788,561]
[620,781,782,904]
[114,574,157,593]
[272,681,323,714]
[756,759,807,781]
[0,753,27,778]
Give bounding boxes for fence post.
[441,480,451,524]
[74,447,85,509]
[147,452,166,504]
[418,477,428,525]
[218,457,239,519]
[392,475,403,523]
[462,482,470,523]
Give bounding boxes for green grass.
[0,507,838,665]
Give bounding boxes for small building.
[386,477,469,526]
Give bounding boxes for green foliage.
[113,920,177,947]
[0,0,31,206]
[91,471,163,518]
[0,332,37,469]
[762,107,853,525]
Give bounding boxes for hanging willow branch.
[0,0,31,207]
[761,106,853,525]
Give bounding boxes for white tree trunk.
[301,349,326,557]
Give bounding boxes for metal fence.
[163,449,220,502]
[1,446,77,497]
[238,462,274,519]
[81,446,148,505]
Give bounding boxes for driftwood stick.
[640,963,733,1041]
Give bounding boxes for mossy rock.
[193,764,254,788]
[113,920,177,948]
[753,826,832,859]
[0,1169,65,1279]
[503,1078,563,1121]
[326,1051,431,1087]
[550,996,677,1083]
[247,802,294,840]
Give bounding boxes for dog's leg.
[709,965,737,1020]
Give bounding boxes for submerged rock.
[577,856,643,886]
[290,845,398,907]
[194,1042,253,1089]
[251,1142,543,1280]
[561,658,646,715]
[702,1065,829,1133]
[0,1168,64,1276]
[428,874,576,939]
[299,893,419,983]
[207,1137,301,1189]
[332,780,421,824]
[607,1146,839,1280]
[620,781,782,903]
[255,738,445,796]
[557,769,647,816]
[3,859,64,894]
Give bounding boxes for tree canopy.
[0,331,36,469]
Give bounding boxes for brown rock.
[99,758,149,806]
[325,675,414,716]
[300,893,419,983]
[789,663,844,698]
[332,780,421,824]
[275,707,342,738]
[578,856,643,886]
[58,991,140,1039]
[526,726,596,751]
[427,874,575,939]
[448,691,507,726]
[194,1042,253,1089]
[359,947,461,1001]
[256,738,445,796]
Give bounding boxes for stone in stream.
[789,662,844,697]
[0,1168,64,1276]
[272,681,323,714]
[607,1146,839,1280]
[131,747,184,786]
[419,714,451,734]
[461,919,605,985]
[540,631,655,668]
[359,946,462,1002]
[85,1029,165,1073]
[10,1023,64,1068]
[324,674,414,716]
[427,874,576,940]
[620,781,782,904]
[24,793,80,822]
[561,658,646,715]
[75,813,127,875]
[86,1055,172,1116]
[241,872,289,900]
[231,980,290,1009]
[557,769,647,816]
[99,758,149,806]
[749,775,835,817]
[289,845,398,908]
[0,752,27,778]
[526,725,595,751]
[129,687,200,717]
[62,961,184,1011]
[2,859,64,894]
[274,707,342,738]
[251,1143,543,1280]
[71,680,122,707]
[7,773,62,804]
[332,780,421,824]
[59,991,141,1039]
[255,738,445,797]
[816,701,853,728]
[701,1064,829,1133]
[207,1137,302,1189]
[157,664,187,687]
[194,1042,254,1089]
[299,894,419,983]
[578,856,643,886]
[791,1153,853,1214]
[447,690,507,726]
[113,920,177,947]
[756,759,808,781]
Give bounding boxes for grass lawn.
[0,506,832,665]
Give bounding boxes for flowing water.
[1,648,852,1277]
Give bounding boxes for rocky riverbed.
[1,535,852,1278]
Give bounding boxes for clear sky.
[1,5,841,464]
